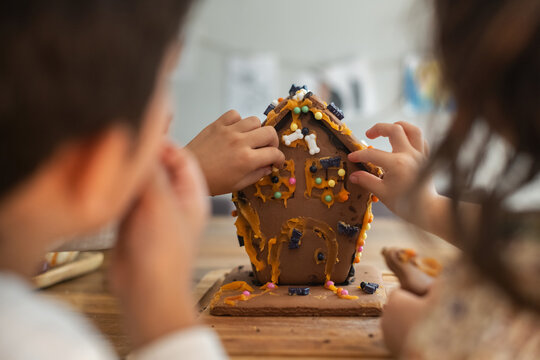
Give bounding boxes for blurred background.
[167,0,538,214]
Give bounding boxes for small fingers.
[249,147,285,169]
[366,123,413,153]
[394,121,424,153]
[218,109,242,126]
[349,170,384,197]
[348,148,393,169]
[246,126,279,149]
[230,116,262,133]
[234,167,273,191]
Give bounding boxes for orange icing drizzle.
[267,217,338,284]
[324,282,359,300]
[353,198,374,263]
[212,281,281,307]
[304,158,349,208]
[232,193,266,271]
[254,160,296,207]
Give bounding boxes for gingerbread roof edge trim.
[262,85,383,178]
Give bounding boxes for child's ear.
[58,124,136,227]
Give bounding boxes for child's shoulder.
[0,272,115,359]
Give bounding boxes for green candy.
[324,195,333,203]
[315,177,322,185]
[293,107,301,114]
[301,105,309,113]
[274,191,282,199]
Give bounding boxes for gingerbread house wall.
[238,110,370,285]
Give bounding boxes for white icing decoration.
[304,133,320,155]
[271,99,278,106]
[292,89,308,101]
[282,129,304,146]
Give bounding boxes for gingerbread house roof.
[262,85,383,177]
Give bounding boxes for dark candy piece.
[301,127,310,136]
[264,103,275,116]
[288,228,302,249]
[309,165,318,173]
[337,221,360,237]
[288,84,308,96]
[288,287,310,296]
[317,252,326,261]
[237,235,245,247]
[271,176,279,183]
[327,102,345,120]
[291,228,302,241]
[360,281,379,294]
[320,156,341,169]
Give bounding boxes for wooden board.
[33,252,104,289]
[197,267,401,359]
[209,265,386,316]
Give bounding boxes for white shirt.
[0,272,227,360]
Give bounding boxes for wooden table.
[42,216,458,359]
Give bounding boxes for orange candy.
[278,97,284,102]
[371,195,379,202]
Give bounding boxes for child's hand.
[348,122,436,220]
[187,110,285,195]
[109,146,209,348]
[381,289,428,355]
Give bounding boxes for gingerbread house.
[232,85,382,286]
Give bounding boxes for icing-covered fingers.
[247,126,279,148]
[365,123,413,153]
[231,116,262,133]
[218,109,242,126]
[348,147,393,169]
[394,121,424,153]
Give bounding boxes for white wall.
[170,0,432,151]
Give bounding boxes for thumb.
[233,166,273,191]
[349,170,384,198]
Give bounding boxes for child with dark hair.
[0,1,283,359]
[348,0,540,357]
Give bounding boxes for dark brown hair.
[0,0,193,199]
[430,0,540,310]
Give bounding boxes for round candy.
[328,179,336,187]
[317,252,325,261]
[314,111,323,120]
[309,165,317,173]
[366,223,371,230]
[336,287,343,294]
[325,281,334,287]
[301,127,310,136]
[358,246,364,252]
[278,97,284,102]
[271,176,279,183]
[290,123,298,131]
[324,195,333,203]
[341,289,349,296]
[267,283,276,290]
[338,168,346,177]
[289,177,296,185]
[293,107,301,114]
[301,105,309,113]
[315,177,322,185]
[274,191,282,199]
[242,291,251,296]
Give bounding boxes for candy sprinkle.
[314,111,323,120]
[338,168,346,177]
[324,195,333,203]
[328,179,336,187]
[289,177,297,185]
[293,107,301,114]
[301,105,309,113]
[290,123,298,131]
[274,191,282,199]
